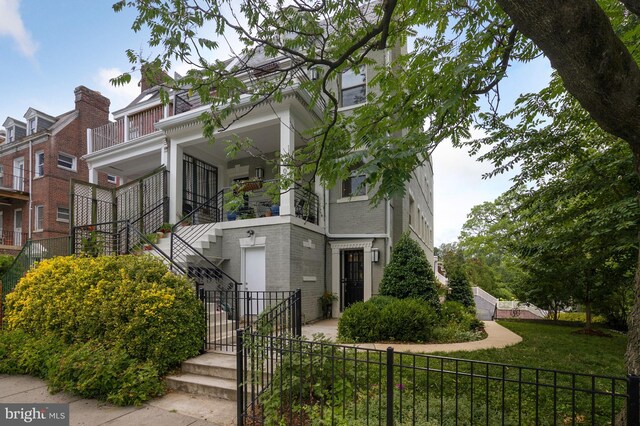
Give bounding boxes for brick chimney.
[139,63,170,93]
[74,86,110,118]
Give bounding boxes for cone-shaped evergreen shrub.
[379,232,439,308]
[446,270,475,309]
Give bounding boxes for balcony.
[0,230,27,247]
[89,104,167,153]
[0,171,29,202]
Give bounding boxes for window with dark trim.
[340,68,366,107]
[342,174,366,198]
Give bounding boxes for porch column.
[331,246,341,318]
[279,110,295,217]
[123,115,130,142]
[88,167,98,185]
[169,143,183,223]
[160,138,169,169]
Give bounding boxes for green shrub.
[446,271,475,309]
[5,255,204,374]
[379,232,439,308]
[0,329,30,374]
[367,295,397,309]
[0,254,15,276]
[439,301,474,328]
[379,298,438,342]
[338,301,382,343]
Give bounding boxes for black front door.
[341,249,364,310]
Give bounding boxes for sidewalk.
[0,374,235,426]
[301,320,522,352]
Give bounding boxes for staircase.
[166,352,238,400]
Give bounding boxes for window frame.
[340,68,366,108]
[34,205,44,232]
[57,152,77,172]
[341,174,366,199]
[35,151,45,178]
[107,174,118,184]
[28,118,37,135]
[56,207,70,223]
[8,127,15,143]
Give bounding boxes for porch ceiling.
[99,151,161,180]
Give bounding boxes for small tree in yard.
[379,233,439,308]
[447,270,475,310]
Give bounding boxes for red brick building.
[0,86,114,249]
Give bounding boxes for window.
[34,205,44,231]
[409,196,415,226]
[8,127,14,143]
[28,118,36,135]
[107,174,118,184]
[340,68,366,107]
[35,151,44,177]
[341,174,366,198]
[57,153,76,171]
[0,165,4,178]
[57,207,70,223]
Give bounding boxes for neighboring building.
[0,86,112,249]
[81,47,434,321]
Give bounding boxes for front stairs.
[166,352,237,400]
[153,224,227,268]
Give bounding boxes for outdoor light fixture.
[371,248,380,263]
[255,167,264,179]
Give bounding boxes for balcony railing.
[0,230,28,246]
[90,105,166,153]
[0,171,30,194]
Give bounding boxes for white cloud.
[93,67,141,113]
[0,0,37,59]
[432,137,516,247]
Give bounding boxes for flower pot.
[227,212,237,221]
[270,205,280,216]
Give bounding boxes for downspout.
[28,140,32,239]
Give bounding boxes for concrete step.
[165,373,237,401]
[182,352,237,380]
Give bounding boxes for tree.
[379,233,439,307]
[114,0,640,374]
[446,270,475,309]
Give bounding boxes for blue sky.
[0,0,552,246]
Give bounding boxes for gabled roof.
[2,117,26,128]
[23,107,57,122]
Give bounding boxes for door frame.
[329,239,373,317]
[341,249,365,311]
[240,235,267,314]
[14,208,22,246]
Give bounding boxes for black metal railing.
[294,182,319,225]
[205,289,300,353]
[238,335,638,426]
[1,236,71,302]
[0,230,28,246]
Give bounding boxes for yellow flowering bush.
[5,255,204,373]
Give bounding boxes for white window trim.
[107,174,118,184]
[56,207,70,223]
[34,151,45,178]
[34,205,44,232]
[28,117,37,135]
[337,195,369,203]
[57,152,77,172]
[8,127,15,143]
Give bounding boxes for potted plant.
[319,292,338,319]
[159,222,173,234]
[225,192,245,221]
[266,183,280,216]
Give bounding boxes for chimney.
[74,86,110,115]
[139,63,170,93]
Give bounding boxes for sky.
[0,0,552,247]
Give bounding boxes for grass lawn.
[439,320,628,377]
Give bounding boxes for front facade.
[0,86,113,249]
[83,50,434,321]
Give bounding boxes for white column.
[123,115,130,142]
[163,103,170,118]
[88,167,98,185]
[86,129,93,154]
[331,247,341,318]
[160,138,169,169]
[169,142,183,223]
[279,110,295,217]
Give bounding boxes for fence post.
[386,347,394,426]
[125,221,130,254]
[294,288,302,337]
[629,375,640,426]
[237,329,244,426]
[199,288,206,351]
[70,227,76,255]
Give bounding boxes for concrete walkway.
[301,319,522,353]
[0,374,235,426]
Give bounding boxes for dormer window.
[8,127,15,143]
[28,118,36,135]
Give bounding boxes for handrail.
[126,222,185,275]
[171,231,239,286]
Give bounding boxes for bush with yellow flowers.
[0,255,205,405]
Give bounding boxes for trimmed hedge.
[1,255,205,405]
[338,297,484,344]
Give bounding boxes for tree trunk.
[584,300,592,331]
[496,0,640,377]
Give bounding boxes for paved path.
[301,319,522,353]
[0,375,235,426]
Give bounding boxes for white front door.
[14,209,22,246]
[243,246,266,314]
[13,158,24,191]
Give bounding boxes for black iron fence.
[238,334,638,426]
[202,289,300,352]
